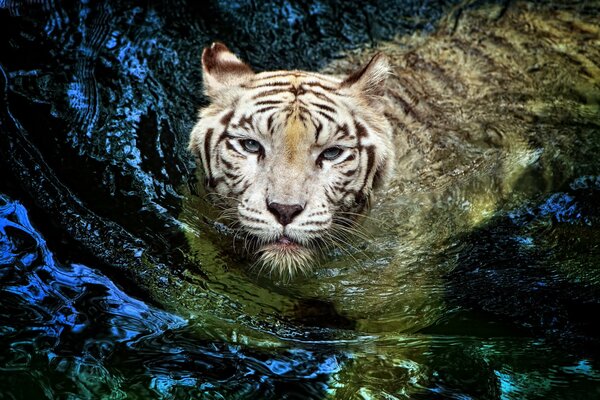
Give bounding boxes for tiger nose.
[267,202,304,226]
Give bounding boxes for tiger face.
[189,43,393,277]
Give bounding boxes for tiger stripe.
[189,2,600,277]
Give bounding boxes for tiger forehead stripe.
[252,87,291,100]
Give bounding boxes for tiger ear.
[202,42,254,98]
[340,53,390,104]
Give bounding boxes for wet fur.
[190,1,600,278]
[328,1,599,193]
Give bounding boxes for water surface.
[1,0,600,398]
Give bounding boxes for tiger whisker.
[331,220,374,242]
[337,210,387,225]
[323,231,365,269]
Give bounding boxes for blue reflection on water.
[509,190,592,227]
[0,195,183,393]
[538,193,584,224]
[0,194,341,397]
[495,360,600,400]
[0,195,187,337]
[563,359,600,379]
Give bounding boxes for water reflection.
[3,185,600,396]
[0,195,345,398]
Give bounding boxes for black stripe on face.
[290,85,307,97]
[316,110,335,123]
[354,121,368,138]
[342,168,357,177]
[314,121,323,141]
[332,173,355,189]
[215,127,237,180]
[232,182,251,197]
[324,189,336,204]
[246,81,294,88]
[339,153,356,165]
[203,128,215,187]
[220,110,235,126]
[219,156,233,170]
[225,140,245,156]
[232,114,254,130]
[303,81,337,91]
[216,111,236,147]
[298,113,309,124]
[359,145,376,194]
[252,88,292,99]
[312,102,336,114]
[267,113,277,135]
[255,100,284,106]
[339,178,354,187]
[224,169,240,179]
[297,105,310,115]
[335,124,350,140]
[309,90,337,104]
[255,106,280,114]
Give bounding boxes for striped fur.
[189,43,393,277]
[190,2,600,278]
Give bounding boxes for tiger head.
[189,43,394,278]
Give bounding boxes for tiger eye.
[241,139,262,153]
[320,147,343,161]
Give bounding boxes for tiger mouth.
[261,235,304,252]
[255,235,316,278]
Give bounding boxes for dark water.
[1,0,600,398]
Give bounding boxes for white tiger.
[188,2,599,280]
[189,42,394,278]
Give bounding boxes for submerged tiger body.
[189,1,600,279]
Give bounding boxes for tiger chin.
[188,42,393,279]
